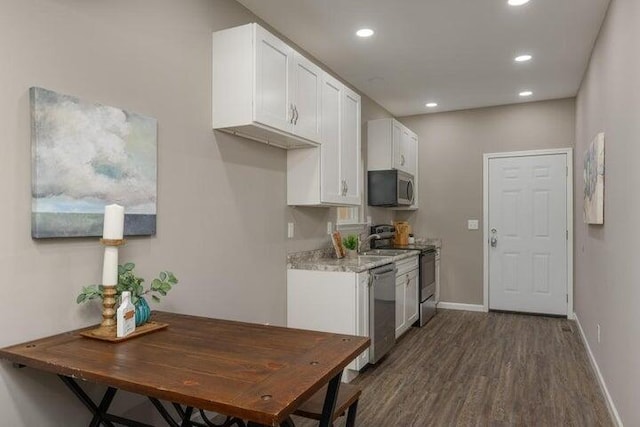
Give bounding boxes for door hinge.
[567,294,568,303]
[566,166,568,176]
[566,230,568,240]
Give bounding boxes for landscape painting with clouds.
[30,87,157,238]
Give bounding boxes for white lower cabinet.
[287,269,369,381]
[395,256,419,338]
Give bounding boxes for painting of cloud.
[31,87,157,238]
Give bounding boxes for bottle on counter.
[117,291,136,338]
[408,234,415,244]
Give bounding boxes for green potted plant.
[343,234,359,258]
[77,263,178,326]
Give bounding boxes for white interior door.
[488,153,568,315]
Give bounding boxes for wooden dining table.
[0,311,370,427]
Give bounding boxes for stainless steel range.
[370,225,437,326]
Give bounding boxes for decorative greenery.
[76,263,178,305]
[343,234,359,251]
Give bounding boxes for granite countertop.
[416,237,442,249]
[287,248,421,273]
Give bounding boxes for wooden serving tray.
[80,321,168,342]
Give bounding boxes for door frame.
[482,148,574,317]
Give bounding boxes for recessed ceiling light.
[519,91,533,97]
[425,102,438,108]
[515,54,532,62]
[356,28,374,38]
[508,0,531,5]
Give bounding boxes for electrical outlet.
[597,324,601,343]
[287,222,294,239]
[366,216,372,225]
[327,222,333,235]
[467,219,479,230]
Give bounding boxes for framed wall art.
[31,87,157,238]
[583,132,605,224]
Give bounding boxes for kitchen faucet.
[359,233,381,253]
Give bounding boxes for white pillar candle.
[102,246,119,286]
[103,204,125,240]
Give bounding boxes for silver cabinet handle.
[344,181,348,195]
[401,154,405,166]
[290,104,295,124]
[293,105,299,125]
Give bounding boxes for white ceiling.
[236,0,610,117]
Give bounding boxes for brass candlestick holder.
[94,238,125,337]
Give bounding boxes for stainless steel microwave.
[367,170,414,206]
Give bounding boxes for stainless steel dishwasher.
[368,263,397,363]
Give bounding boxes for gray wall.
[397,99,576,304]
[575,0,639,424]
[0,0,392,425]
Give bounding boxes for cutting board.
[331,231,346,258]
[393,221,411,246]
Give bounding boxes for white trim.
[437,302,487,312]
[574,313,623,427]
[483,148,574,316]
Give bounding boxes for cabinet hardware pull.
[294,106,299,124]
[290,104,295,124]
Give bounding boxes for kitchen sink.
[360,249,409,256]
[355,255,391,262]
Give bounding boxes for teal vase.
[135,297,151,326]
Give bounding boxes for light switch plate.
[467,219,479,230]
[327,222,333,235]
[287,222,294,238]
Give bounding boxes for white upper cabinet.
[213,23,321,149]
[368,118,419,210]
[288,73,361,206]
[368,118,418,175]
[340,86,362,205]
[291,53,322,143]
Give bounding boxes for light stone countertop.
[287,248,421,273]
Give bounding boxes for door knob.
[490,228,497,247]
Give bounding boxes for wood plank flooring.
[293,309,613,426]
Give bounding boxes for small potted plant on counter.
[77,263,178,326]
[343,234,359,258]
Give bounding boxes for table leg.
[197,409,247,427]
[58,375,154,427]
[89,386,117,427]
[318,371,343,427]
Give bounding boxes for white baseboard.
[574,312,623,427]
[437,302,487,312]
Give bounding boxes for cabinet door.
[355,272,370,369]
[392,120,403,171]
[340,87,361,205]
[406,270,419,325]
[292,53,322,143]
[320,73,343,203]
[405,132,418,177]
[395,275,406,338]
[254,25,294,132]
[399,127,413,174]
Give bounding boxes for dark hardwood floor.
[293,309,613,427]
